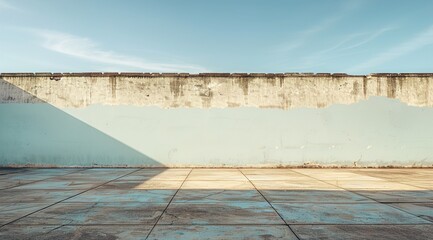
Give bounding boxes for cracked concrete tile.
[351,169,433,181]
[79,168,137,175]
[55,174,127,182]
[0,174,51,182]
[118,169,190,181]
[13,180,101,190]
[324,180,424,190]
[187,170,247,181]
[353,190,433,203]
[52,176,117,182]
[389,203,433,222]
[240,169,296,175]
[292,169,383,181]
[0,180,36,190]
[0,189,81,203]
[243,174,314,181]
[261,190,372,203]
[0,169,26,175]
[292,224,433,240]
[15,202,166,225]
[159,202,284,224]
[94,180,144,189]
[252,180,339,190]
[241,169,314,181]
[100,180,183,190]
[0,225,61,240]
[189,169,240,173]
[148,225,297,240]
[4,169,79,178]
[398,181,433,190]
[119,174,188,181]
[173,190,265,203]
[132,180,183,190]
[0,203,49,226]
[181,180,255,190]
[53,169,136,182]
[272,203,430,224]
[186,175,248,181]
[0,225,153,240]
[65,189,176,203]
[26,169,78,174]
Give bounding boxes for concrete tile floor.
[0,168,432,239]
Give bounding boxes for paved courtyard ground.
[0,168,432,239]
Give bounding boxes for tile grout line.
[0,168,143,229]
[289,169,433,224]
[1,168,88,190]
[145,168,193,240]
[238,169,301,240]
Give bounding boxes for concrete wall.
[1,73,432,167]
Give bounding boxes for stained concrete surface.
[0,168,433,239]
[2,73,432,109]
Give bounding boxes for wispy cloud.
[303,27,394,62]
[278,16,341,53]
[276,1,363,53]
[281,27,395,71]
[339,27,395,51]
[32,30,208,73]
[348,25,433,73]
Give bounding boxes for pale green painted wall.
[1,97,432,167]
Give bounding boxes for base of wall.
[2,165,433,169]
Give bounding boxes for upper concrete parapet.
[1,72,433,109]
[1,72,433,78]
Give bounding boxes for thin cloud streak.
[284,27,395,71]
[339,27,395,51]
[348,25,433,73]
[33,30,208,73]
[276,1,363,53]
[278,16,341,53]
[308,27,394,59]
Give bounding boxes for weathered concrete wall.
[1,73,432,109]
[1,73,433,167]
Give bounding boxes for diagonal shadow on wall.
[0,77,164,167]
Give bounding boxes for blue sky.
[1,0,433,74]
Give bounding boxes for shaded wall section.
[0,78,161,167]
[0,73,432,167]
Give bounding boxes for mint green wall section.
[1,97,432,167]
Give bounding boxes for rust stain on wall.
[352,81,359,95]
[363,77,368,97]
[387,77,397,98]
[236,77,249,96]
[169,77,185,99]
[109,76,117,99]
